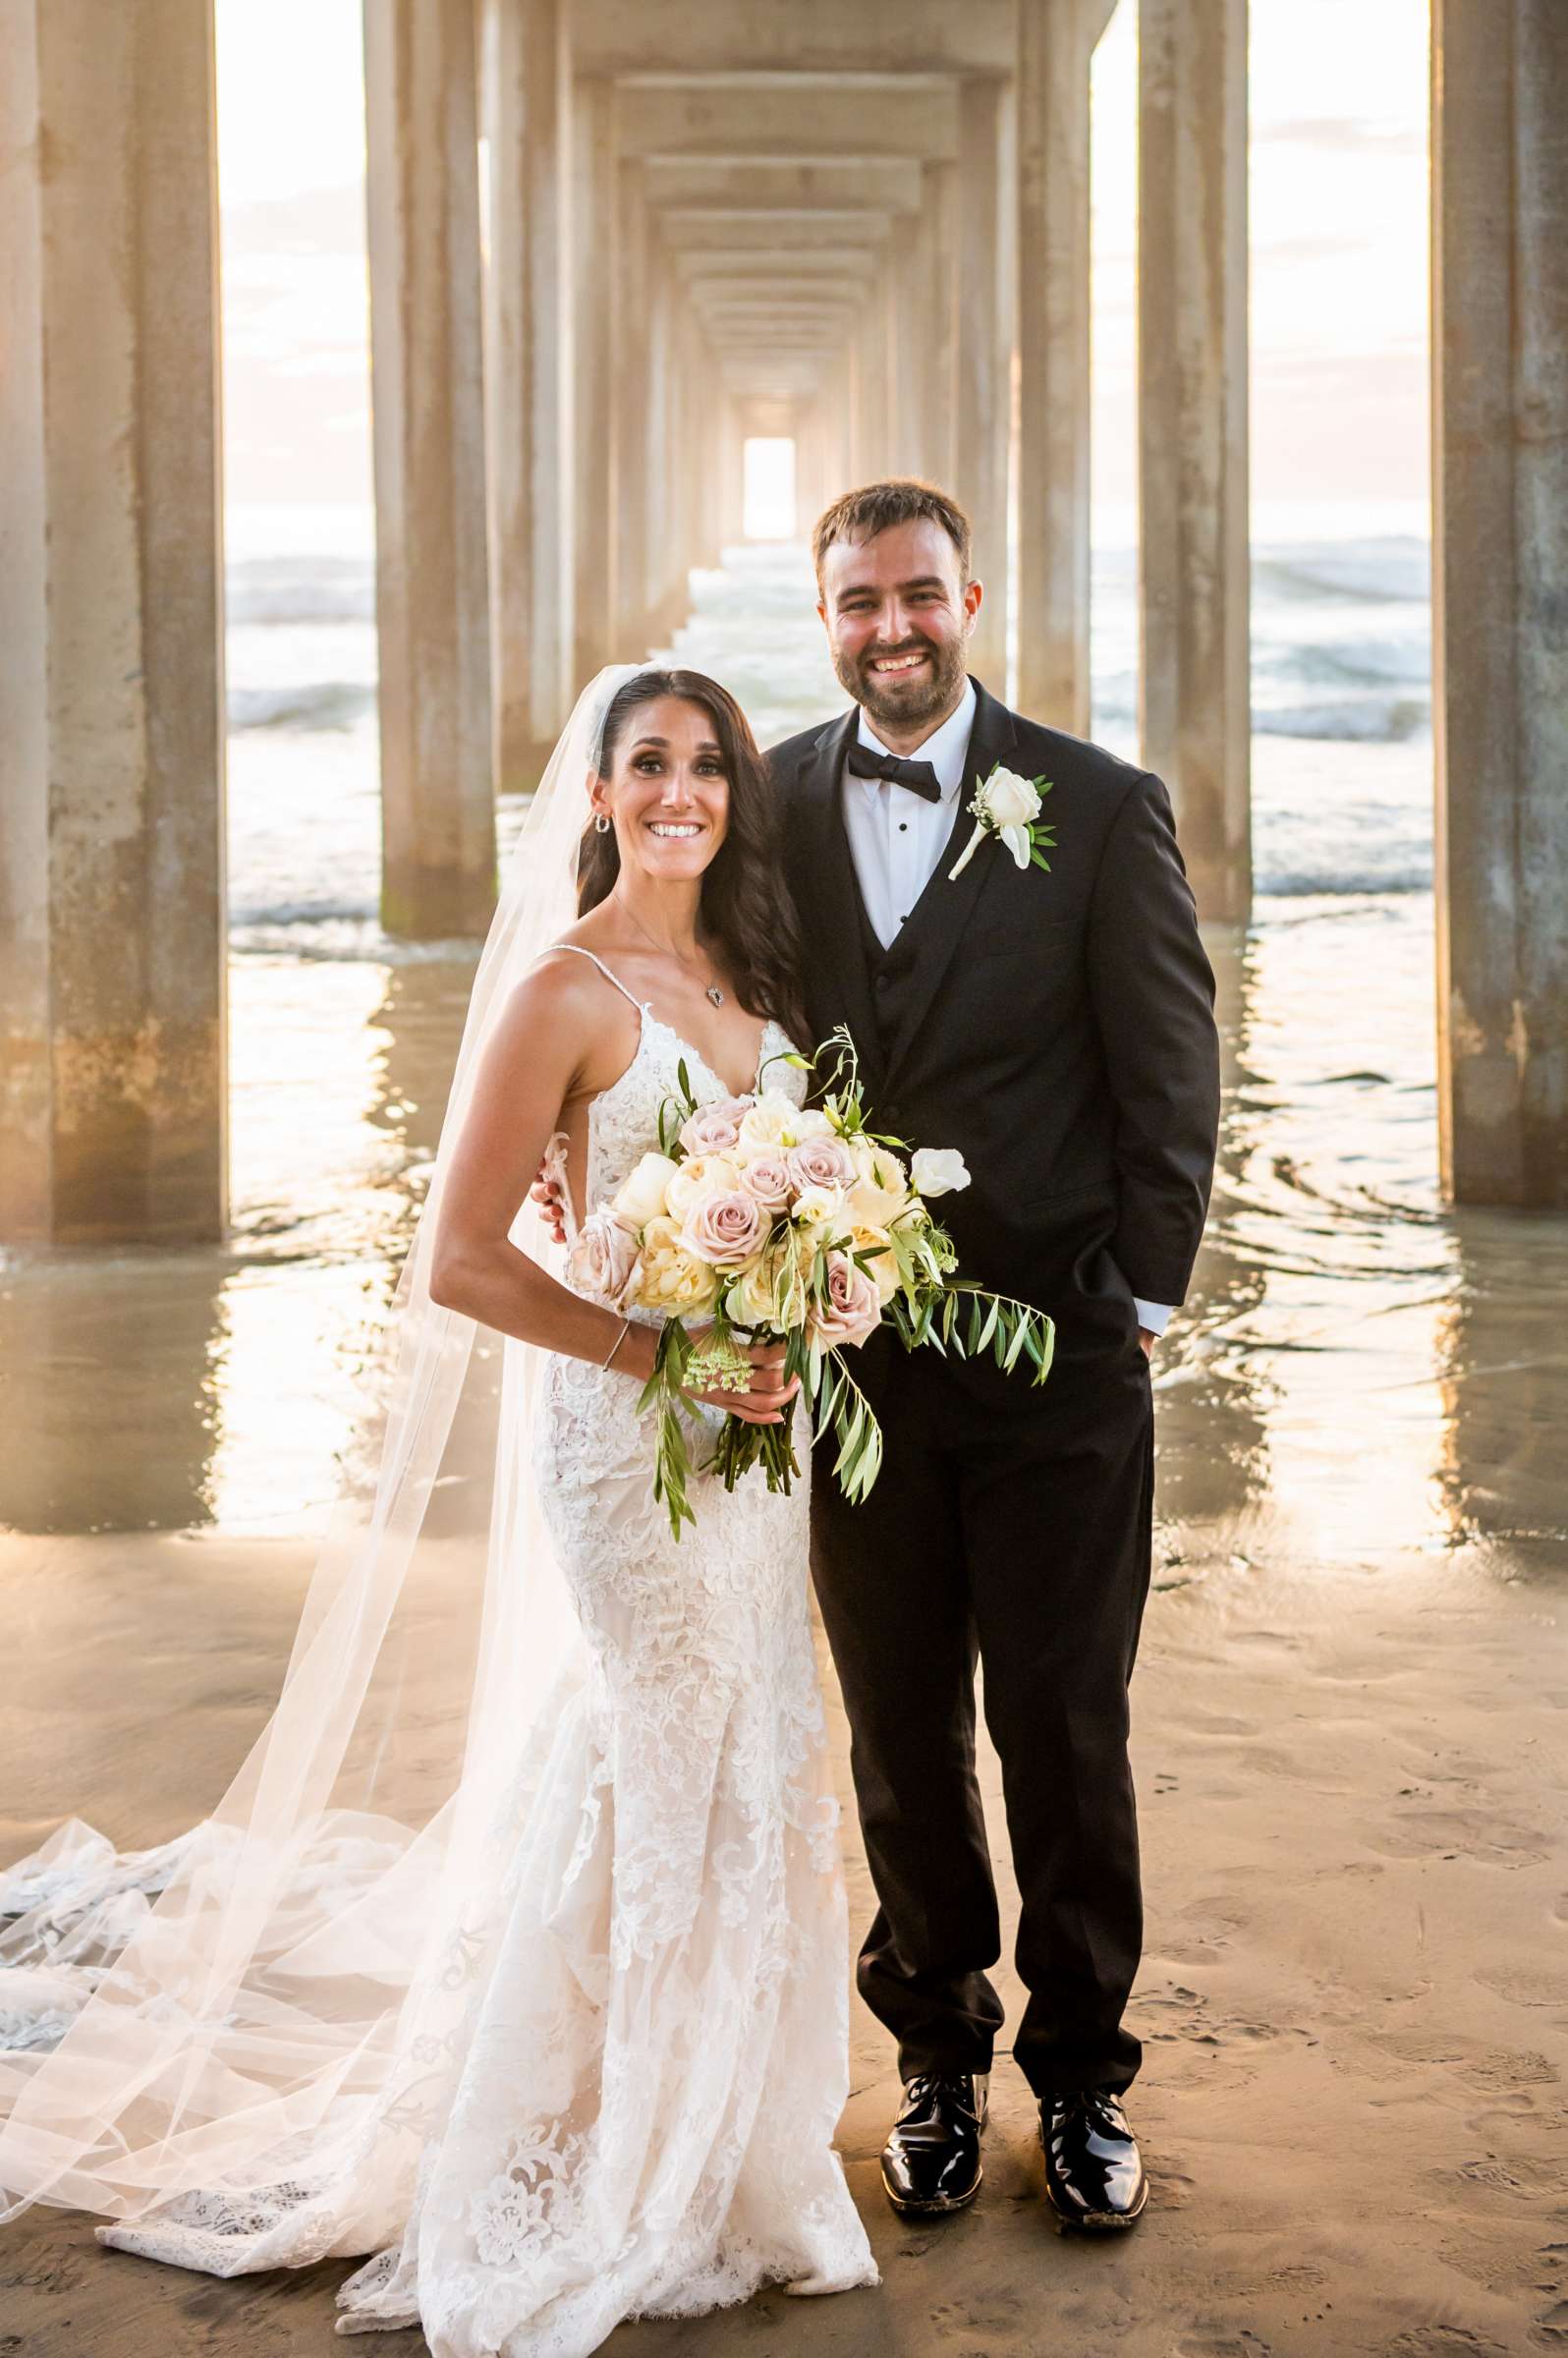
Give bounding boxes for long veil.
[0,664,649,2264]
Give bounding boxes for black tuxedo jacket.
[770,679,1220,1365]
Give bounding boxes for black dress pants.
[810,1327,1154,2099]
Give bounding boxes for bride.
[0,665,877,2354]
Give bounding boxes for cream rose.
[847,1137,914,1228]
[566,1207,641,1309]
[727,1239,797,1331]
[609,1150,679,1233]
[664,1151,741,1221]
[847,1222,901,1306]
[634,1214,721,1316]
[808,1250,883,1352]
[679,1187,767,1271]
[677,1096,752,1158]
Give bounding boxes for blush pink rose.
[679,1188,767,1271]
[566,1207,641,1309]
[738,1152,793,1212]
[677,1095,753,1158]
[808,1250,883,1351]
[783,1135,858,1199]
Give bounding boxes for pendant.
[705,983,724,1008]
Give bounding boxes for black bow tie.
[845,742,943,803]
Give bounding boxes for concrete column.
[850,307,893,484]
[644,247,682,643]
[916,159,960,487]
[956,78,1014,689]
[614,155,652,657]
[364,0,495,937]
[478,0,571,784]
[0,0,226,1244]
[570,74,617,685]
[1431,0,1568,1205]
[1016,0,1097,732]
[1138,0,1251,922]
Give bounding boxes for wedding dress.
[0,670,875,2357]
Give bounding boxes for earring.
[593,813,610,834]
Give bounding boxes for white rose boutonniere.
[948,761,1057,880]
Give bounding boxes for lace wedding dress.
[0,951,875,2357]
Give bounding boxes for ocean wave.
[228,556,374,626]
[1252,540,1429,607]
[1262,638,1430,690]
[229,682,376,732]
[1092,686,1430,744]
[1258,866,1431,898]
[1255,697,1429,743]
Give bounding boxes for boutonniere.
[948,763,1056,880]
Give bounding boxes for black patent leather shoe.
[1039,2088,1148,2231]
[880,2071,988,2217]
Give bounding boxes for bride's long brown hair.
[576,668,808,1045]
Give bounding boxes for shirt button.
[898,822,908,833]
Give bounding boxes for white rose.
[738,1091,830,1155]
[911,1147,972,1200]
[977,764,1041,829]
[736,1092,797,1154]
[791,1181,850,1232]
[609,1151,679,1232]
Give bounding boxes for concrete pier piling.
[0,0,227,1245]
[1431,0,1568,1207]
[364,0,496,940]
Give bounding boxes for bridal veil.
[0,665,649,2253]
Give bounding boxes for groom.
[770,479,1219,2232]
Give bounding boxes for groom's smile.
[816,514,983,753]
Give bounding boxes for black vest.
[856,891,923,1062]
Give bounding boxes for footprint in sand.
[1384,2333,1513,2358]
[1458,2047,1561,2093]
[1364,1808,1550,1868]
[1474,1961,1568,2007]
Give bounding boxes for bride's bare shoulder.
[487,942,640,1097]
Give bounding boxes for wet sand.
[4,912,1568,2355]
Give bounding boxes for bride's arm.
[428,959,658,1374]
[427,963,795,1425]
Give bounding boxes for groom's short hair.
[812,478,973,588]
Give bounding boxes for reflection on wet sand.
[1435,1206,1568,1578]
[4,879,1567,1585]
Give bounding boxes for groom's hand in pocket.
[1138,1327,1156,1360]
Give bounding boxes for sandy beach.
[4,901,1566,2354]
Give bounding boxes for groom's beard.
[834,632,970,739]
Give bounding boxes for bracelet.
[603,1318,632,1371]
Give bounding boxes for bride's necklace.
[616,895,726,1007]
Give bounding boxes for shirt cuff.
[1133,1298,1173,1336]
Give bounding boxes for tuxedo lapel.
[793,709,887,1099]
[881,679,1021,1092]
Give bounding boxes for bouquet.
[567,1028,1055,1538]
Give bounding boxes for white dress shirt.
[840,683,1173,1338]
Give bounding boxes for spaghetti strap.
[544,942,646,1014]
